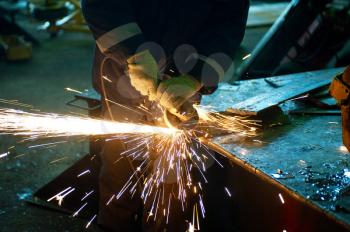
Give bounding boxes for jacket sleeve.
[191,0,249,93]
[81,0,146,55]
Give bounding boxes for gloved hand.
[127,50,158,101]
[156,75,202,112]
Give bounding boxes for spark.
[29,141,67,149]
[47,187,75,206]
[278,193,285,204]
[77,169,91,178]
[0,104,259,230]
[224,187,232,197]
[72,202,88,217]
[0,98,33,108]
[106,194,115,206]
[102,75,113,83]
[81,190,94,201]
[0,152,9,159]
[85,214,97,229]
[194,105,259,137]
[64,87,82,94]
[105,98,144,115]
[49,156,68,164]
[242,53,251,60]
[14,153,25,159]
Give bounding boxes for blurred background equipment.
[0,35,32,61]
[30,0,89,37]
[0,0,38,44]
[236,0,350,80]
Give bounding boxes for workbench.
[34,68,350,231]
[200,68,350,231]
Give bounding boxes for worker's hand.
[157,75,202,112]
[127,50,158,101]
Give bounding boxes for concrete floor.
[0,15,268,232]
[0,22,102,231]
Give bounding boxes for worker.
[81,0,249,231]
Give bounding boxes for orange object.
[330,66,350,151]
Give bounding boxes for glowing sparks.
[194,105,259,137]
[49,156,68,164]
[102,75,113,83]
[242,53,251,60]
[47,187,75,206]
[86,214,97,228]
[0,104,260,230]
[0,109,178,138]
[29,141,67,149]
[64,87,82,94]
[106,194,115,206]
[81,190,94,201]
[224,187,232,197]
[0,98,33,108]
[72,202,88,217]
[77,169,91,178]
[278,193,285,204]
[0,152,9,159]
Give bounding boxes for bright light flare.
[0,109,178,138]
[0,104,261,230]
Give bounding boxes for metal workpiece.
[200,68,350,230]
[68,68,350,230]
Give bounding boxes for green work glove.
[127,50,158,101]
[157,75,202,112]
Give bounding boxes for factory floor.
[0,23,102,231]
[0,17,267,232]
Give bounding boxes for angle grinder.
[163,99,199,130]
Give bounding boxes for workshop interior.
[1,0,350,231]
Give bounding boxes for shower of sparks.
[109,128,217,225]
[0,108,178,138]
[194,105,260,137]
[0,104,260,229]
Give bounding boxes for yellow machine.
[30,0,89,36]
